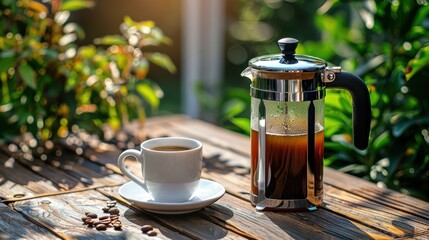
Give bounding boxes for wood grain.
[325,168,429,220]
[98,186,248,240]
[324,185,429,238]
[0,203,59,239]
[2,145,86,191]
[13,189,190,240]
[44,150,128,187]
[102,185,392,239]
[0,152,58,199]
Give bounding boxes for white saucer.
[118,179,225,214]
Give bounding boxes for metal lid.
[248,38,327,80]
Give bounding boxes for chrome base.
[250,193,322,211]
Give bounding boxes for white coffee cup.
[117,137,203,203]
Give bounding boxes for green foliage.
[311,0,429,200]
[0,0,175,144]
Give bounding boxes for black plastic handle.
[325,72,371,150]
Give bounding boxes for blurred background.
[71,0,326,119]
[1,0,429,200]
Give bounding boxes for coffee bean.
[102,207,110,213]
[109,215,119,220]
[99,215,110,220]
[113,223,122,230]
[81,217,91,223]
[111,219,121,224]
[86,212,97,218]
[85,218,95,226]
[108,207,119,215]
[95,224,107,231]
[141,225,153,233]
[101,219,111,224]
[146,230,157,236]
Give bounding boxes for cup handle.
[117,149,148,192]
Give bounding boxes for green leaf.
[40,48,59,61]
[136,82,160,110]
[147,52,177,74]
[230,118,250,135]
[338,95,352,113]
[392,115,429,137]
[0,55,15,73]
[373,131,390,151]
[60,0,95,11]
[18,63,36,89]
[222,99,246,121]
[325,141,353,153]
[94,35,127,46]
[0,50,16,58]
[405,46,429,101]
[78,45,96,58]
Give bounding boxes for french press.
[241,38,371,211]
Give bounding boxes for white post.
[181,0,224,120]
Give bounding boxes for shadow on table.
[262,208,384,239]
[203,154,249,176]
[123,205,234,239]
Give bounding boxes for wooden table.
[0,115,428,239]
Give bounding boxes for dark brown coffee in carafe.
[251,129,324,199]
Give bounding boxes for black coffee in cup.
[151,146,191,151]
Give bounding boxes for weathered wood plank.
[13,190,190,240]
[44,150,127,187]
[325,168,429,220]
[101,185,391,239]
[324,186,429,238]
[98,186,248,239]
[0,152,58,199]
[0,203,60,239]
[209,193,393,239]
[6,136,126,189]
[2,145,86,191]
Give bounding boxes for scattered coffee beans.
[141,224,153,233]
[80,199,157,236]
[141,225,157,236]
